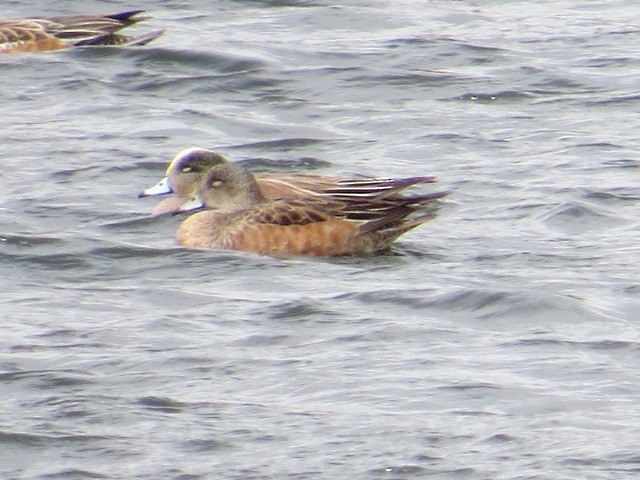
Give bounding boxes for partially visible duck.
[0,10,162,54]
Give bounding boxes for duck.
[175,163,448,257]
[0,10,162,54]
[140,147,441,215]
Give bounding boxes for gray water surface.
[1,1,640,479]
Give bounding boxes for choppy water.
[2,1,640,479]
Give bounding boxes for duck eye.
[211,180,223,188]
[181,166,193,173]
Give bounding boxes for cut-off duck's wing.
[0,11,162,54]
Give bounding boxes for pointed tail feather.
[359,211,439,253]
[398,190,451,205]
[123,29,165,46]
[73,29,164,46]
[324,176,437,201]
[105,11,148,24]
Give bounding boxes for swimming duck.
[175,163,448,257]
[140,147,440,215]
[0,10,162,54]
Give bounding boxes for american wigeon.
[0,10,162,54]
[140,147,440,215]
[175,163,448,257]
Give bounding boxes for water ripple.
[538,201,629,233]
[2,2,640,479]
[339,286,609,324]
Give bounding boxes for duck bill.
[139,176,173,197]
[176,196,205,214]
